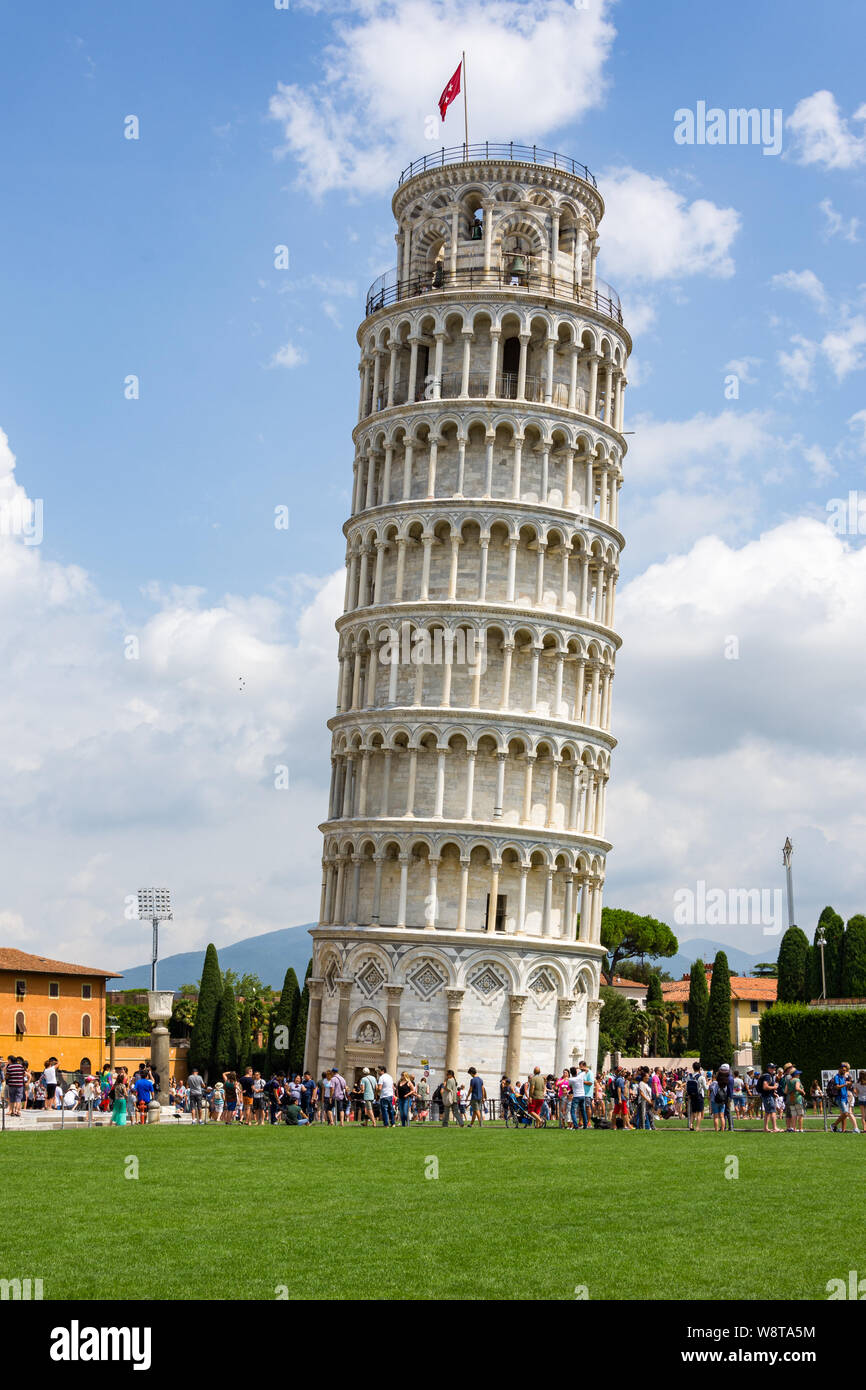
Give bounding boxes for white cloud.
[0,425,342,968]
[848,410,866,451]
[819,198,860,242]
[270,341,307,369]
[770,269,828,311]
[725,356,761,384]
[607,518,866,935]
[820,317,866,380]
[803,443,836,483]
[787,90,866,170]
[269,0,617,198]
[777,334,818,392]
[599,168,740,282]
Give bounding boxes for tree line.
[776,907,866,1003]
[184,944,313,1080]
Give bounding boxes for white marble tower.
[306,144,630,1085]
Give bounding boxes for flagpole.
[462,50,469,152]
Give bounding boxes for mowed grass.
[0,1124,860,1300]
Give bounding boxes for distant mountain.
[118,928,773,994]
[666,938,773,980]
[118,923,316,992]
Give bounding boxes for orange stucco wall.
[0,969,108,1074]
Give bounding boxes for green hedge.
[759,1003,866,1088]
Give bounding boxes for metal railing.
[365,265,622,323]
[398,143,597,188]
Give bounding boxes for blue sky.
[0,0,864,971]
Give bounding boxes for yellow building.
[0,948,120,1076]
[662,968,777,1048]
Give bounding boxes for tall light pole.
[137,888,172,991]
[137,888,173,1108]
[782,838,795,930]
[816,926,827,1000]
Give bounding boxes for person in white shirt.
[376,1069,396,1127]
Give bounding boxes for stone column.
[555,998,575,1076]
[334,978,354,1073]
[384,985,402,1076]
[457,857,470,931]
[585,997,605,1072]
[304,979,325,1076]
[506,994,527,1080]
[444,990,464,1072]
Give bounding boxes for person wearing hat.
[359,1066,378,1126]
[757,1062,779,1133]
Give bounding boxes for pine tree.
[188,943,222,1078]
[290,959,312,1075]
[271,968,300,1073]
[237,998,252,1071]
[701,951,733,1071]
[687,959,709,1054]
[777,925,810,1002]
[213,979,239,1076]
[840,915,866,998]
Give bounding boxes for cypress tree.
[777,925,810,1002]
[271,968,300,1073]
[687,959,709,1054]
[817,907,845,997]
[289,960,312,1076]
[803,945,815,1002]
[213,979,239,1076]
[237,998,252,1071]
[701,951,733,1071]
[840,915,866,998]
[188,943,222,1078]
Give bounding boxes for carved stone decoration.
[527,967,558,1007]
[468,964,508,1001]
[406,958,447,1001]
[587,998,605,1021]
[356,960,386,998]
[324,959,340,997]
[356,1020,382,1045]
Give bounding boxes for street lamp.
[108,1014,119,1074]
[816,926,827,1000]
[137,888,172,991]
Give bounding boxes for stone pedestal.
[147,990,174,1106]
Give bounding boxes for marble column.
[384,985,402,1076]
[444,989,465,1072]
[304,979,325,1076]
[505,993,527,1080]
[334,978,354,1073]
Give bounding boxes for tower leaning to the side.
[306,143,630,1085]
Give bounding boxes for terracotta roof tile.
[661,972,777,1003]
[0,948,120,979]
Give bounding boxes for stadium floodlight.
[137,888,172,991]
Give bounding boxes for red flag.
[438,61,462,122]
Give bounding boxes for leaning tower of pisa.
[305,144,630,1086]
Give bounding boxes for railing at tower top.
[365,265,623,325]
[397,143,598,189]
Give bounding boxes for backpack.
[685,1075,700,1099]
[825,1078,838,1100]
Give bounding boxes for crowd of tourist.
[3,1054,864,1133]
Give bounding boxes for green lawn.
[1,1123,860,1300]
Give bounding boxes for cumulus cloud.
[0,425,341,968]
[270,341,307,369]
[819,198,860,242]
[269,0,617,198]
[787,90,866,170]
[607,517,866,939]
[598,168,740,283]
[770,269,828,312]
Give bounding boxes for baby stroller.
[508,1093,539,1128]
